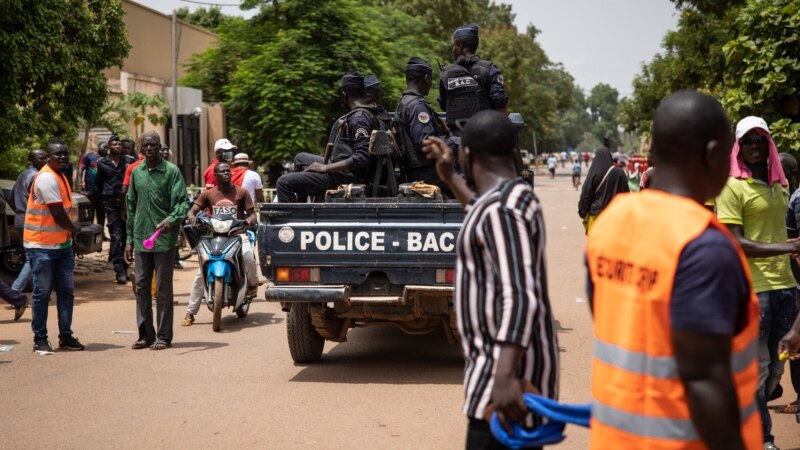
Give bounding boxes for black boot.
[114,264,128,284]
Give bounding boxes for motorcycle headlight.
[211,218,233,234]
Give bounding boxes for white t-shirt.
[241,170,263,204]
[24,171,71,249]
[547,157,557,170]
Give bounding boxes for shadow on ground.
[290,326,463,385]
[172,340,229,355]
[85,343,126,352]
[189,312,282,334]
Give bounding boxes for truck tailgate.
[258,202,465,269]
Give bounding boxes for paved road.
[2,171,797,449]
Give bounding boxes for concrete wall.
[96,0,226,184]
[116,0,218,83]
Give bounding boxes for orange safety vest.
[586,190,761,450]
[23,164,73,246]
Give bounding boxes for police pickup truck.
[259,184,464,363]
[258,127,466,362]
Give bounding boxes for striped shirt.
[455,178,559,419]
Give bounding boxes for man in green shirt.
[716,116,800,449]
[124,131,188,351]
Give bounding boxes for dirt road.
[2,172,797,449]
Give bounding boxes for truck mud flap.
[265,285,350,303]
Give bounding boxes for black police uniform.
[94,151,135,275]
[396,90,456,193]
[277,105,382,203]
[438,54,508,128]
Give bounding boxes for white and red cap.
[735,116,770,140]
[214,138,236,151]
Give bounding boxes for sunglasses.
[739,135,768,146]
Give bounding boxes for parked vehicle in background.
[1,178,103,283]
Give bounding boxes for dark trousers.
[466,418,541,450]
[89,194,105,228]
[27,247,75,341]
[134,250,175,344]
[104,198,126,271]
[0,279,26,307]
[276,153,358,202]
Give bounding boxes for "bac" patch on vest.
[447,76,478,90]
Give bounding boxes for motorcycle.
[195,214,256,331]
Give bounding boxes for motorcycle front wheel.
[212,277,224,332]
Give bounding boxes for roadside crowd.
[3,22,800,450]
[0,133,263,352]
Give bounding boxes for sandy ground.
[1,170,798,449]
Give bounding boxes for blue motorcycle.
[195,214,256,332]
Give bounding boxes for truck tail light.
[276,267,319,282]
[436,269,455,284]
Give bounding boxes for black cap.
[405,57,432,76]
[340,71,364,90]
[453,24,479,40]
[364,75,380,95]
[107,135,120,143]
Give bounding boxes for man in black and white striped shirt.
[423,111,559,449]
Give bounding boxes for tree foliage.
[184,0,590,163]
[176,6,236,32]
[723,0,800,151]
[587,83,620,146]
[0,0,130,155]
[622,0,800,154]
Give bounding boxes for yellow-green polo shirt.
[716,176,795,293]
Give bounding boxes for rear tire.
[287,304,324,363]
[212,277,224,332]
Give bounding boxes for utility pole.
[171,11,178,160]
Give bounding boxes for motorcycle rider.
[182,163,257,326]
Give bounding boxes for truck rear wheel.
[287,304,324,363]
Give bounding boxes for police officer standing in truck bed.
[438,24,508,129]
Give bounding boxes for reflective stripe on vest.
[586,190,762,450]
[593,400,758,441]
[594,338,758,379]
[23,164,73,245]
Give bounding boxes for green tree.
[78,99,131,157]
[617,6,739,134]
[114,93,171,140]
[621,0,800,155]
[587,83,620,146]
[559,87,593,149]
[176,6,236,32]
[723,0,800,152]
[186,0,580,161]
[184,0,439,163]
[0,0,130,154]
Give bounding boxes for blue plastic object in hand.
[489,394,591,449]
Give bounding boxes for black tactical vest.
[441,59,492,125]
[394,94,443,170]
[329,106,381,165]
